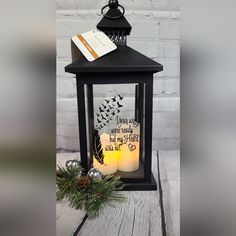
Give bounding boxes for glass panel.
[91,84,145,180]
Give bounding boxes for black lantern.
[65,0,163,190]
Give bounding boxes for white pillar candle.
[93,133,119,175]
[117,123,140,172]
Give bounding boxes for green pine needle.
[56,165,126,219]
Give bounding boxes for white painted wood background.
[56,150,180,236]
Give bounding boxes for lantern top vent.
[97,0,132,45]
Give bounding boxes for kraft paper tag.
[72,30,117,62]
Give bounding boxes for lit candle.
[93,133,119,175]
[117,123,140,172]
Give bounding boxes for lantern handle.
[101,0,125,20]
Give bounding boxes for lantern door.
[90,83,144,181]
[76,73,156,190]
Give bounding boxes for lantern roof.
[65,45,163,74]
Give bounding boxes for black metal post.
[135,84,145,164]
[76,78,89,172]
[144,76,153,181]
[138,83,145,164]
[86,84,94,168]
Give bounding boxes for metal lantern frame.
[65,0,163,191]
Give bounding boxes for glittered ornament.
[77,176,91,190]
[88,168,102,179]
[66,159,81,168]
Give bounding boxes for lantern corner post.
[144,75,154,182]
[76,75,89,172]
[86,83,95,169]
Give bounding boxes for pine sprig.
[85,175,125,218]
[56,165,83,202]
[56,164,126,219]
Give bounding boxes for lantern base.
[120,172,157,191]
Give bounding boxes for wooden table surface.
[57,151,180,236]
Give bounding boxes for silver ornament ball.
[66,159,80,168]
[88,168,102,179]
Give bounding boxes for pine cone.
[56,170,63,178]
[77,176,91,190]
